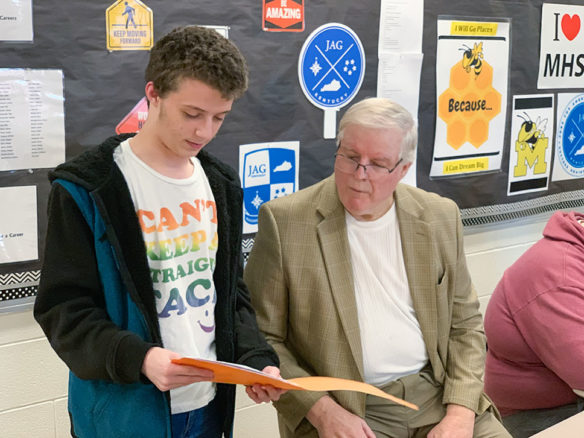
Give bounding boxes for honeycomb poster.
[430,17,510,177]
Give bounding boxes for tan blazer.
[244,175,491,437]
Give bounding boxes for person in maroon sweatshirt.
[484,211,584,438]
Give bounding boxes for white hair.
[337,97,417,163]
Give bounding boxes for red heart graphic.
[561,14,581,41]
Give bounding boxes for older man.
[245,98,509,438]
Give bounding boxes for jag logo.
[557,94,584,177]
[247,163,267,178]
[298,23,365,109]
[240,144,298,234]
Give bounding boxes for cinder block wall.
[1,211,578,437]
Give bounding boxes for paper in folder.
[172,357,418,411]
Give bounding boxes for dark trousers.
[502,401,584,438]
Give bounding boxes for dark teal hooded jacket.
[34,134,278,437]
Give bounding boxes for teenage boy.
[34,26,283,438]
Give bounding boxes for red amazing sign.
[262,0,304,32]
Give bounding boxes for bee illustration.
[517,113,547,151]
[460,42,484,77]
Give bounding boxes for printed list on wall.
[0,69,65,171]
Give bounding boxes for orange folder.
[172,357,418,411]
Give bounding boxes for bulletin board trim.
[0,270,40,311]
[460,189,584,226]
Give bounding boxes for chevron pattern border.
[242,237,255,266]
[0,270,41,287]
[461,189,584,227]
[242,238,254,253]
[0,270,40,302]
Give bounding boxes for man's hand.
[245,366,287,403]
[141,347,214,392]
[306,395,375,438]
[427,404,475,438]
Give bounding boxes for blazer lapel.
[395,185,439,367]
[316,177,365,380]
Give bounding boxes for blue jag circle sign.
[557,94,584,177]
[298,23,365,109]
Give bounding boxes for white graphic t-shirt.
[114,140,217,414]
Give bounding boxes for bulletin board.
[421,0,584,225]
[1,0,583,309]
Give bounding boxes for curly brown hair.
[145,26,248,100]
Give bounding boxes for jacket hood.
[49,134,241,191]
[543,211,584,248]
[49,134,134,191]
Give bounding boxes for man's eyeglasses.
[334,153,403,179]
